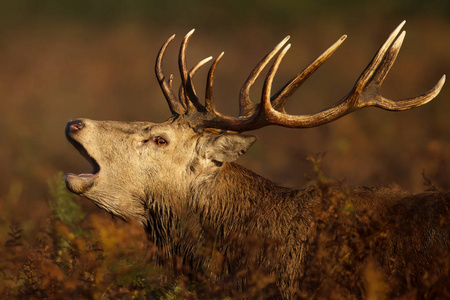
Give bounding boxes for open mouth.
[65,129,101,194]
[69,138,101,177]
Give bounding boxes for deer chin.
[65,172,98,194]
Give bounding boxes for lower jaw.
[64,173,97,194]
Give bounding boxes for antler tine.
[184,56,213,112]
[370,30,405,88]
[205,52,225,114]
[168,74,174,89]
[271,35,347,112]
[178,80,187,109]
[239,36,290,117]
[178,29,194,109]
[155,34,186,115]
[374,74,446,110]
[178,30,215,113]
[191,56,214,77]
[261,44,292,117]
[351,21,405,99]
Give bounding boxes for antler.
[155,21,446,132]
[156,29,213,116]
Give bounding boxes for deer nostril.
[68,120,85,133]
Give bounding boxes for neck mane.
[191,163,315,231]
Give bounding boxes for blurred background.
[0,0,449,236]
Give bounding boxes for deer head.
[65,21,445,223]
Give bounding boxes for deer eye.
[153,136,168,147]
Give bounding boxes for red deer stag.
[65,21,448,298]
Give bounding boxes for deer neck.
[143,162,318,255]
[188,163,316,238]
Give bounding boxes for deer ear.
[199,134,257,163]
